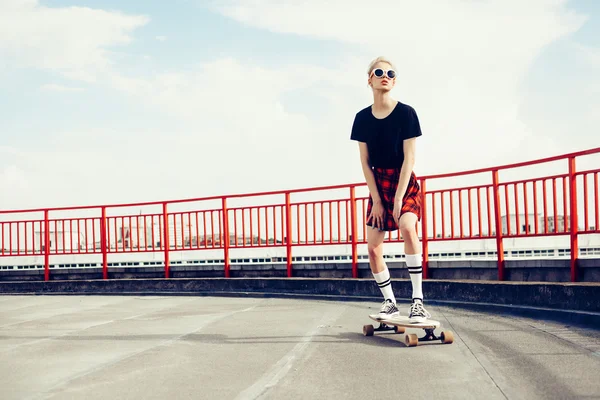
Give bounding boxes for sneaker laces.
[410,301,425,316]
[380,299,394,313]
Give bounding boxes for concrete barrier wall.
[1,259,599,320]
[1,276,599,314]
[1,258,599,282]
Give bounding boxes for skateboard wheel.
[394,326,405,334]
[405,333,418,347]
[363,324,374,336]
[440,331,454,344]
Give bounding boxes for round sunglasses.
[371,68,396,79]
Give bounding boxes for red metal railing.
[1,147,599,282]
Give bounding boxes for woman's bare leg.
[367,226,399,316]
[399,212,430,321]
[367,226,387,274]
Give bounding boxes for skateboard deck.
[364,315,454,347]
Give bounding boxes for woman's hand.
[393,193,404,222]
[368,199,384,230]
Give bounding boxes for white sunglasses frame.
[370,68,396,79]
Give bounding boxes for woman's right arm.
[358,143,381,204]
[359,142,384,229]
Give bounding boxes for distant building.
[501,213,570,235]
[34,229,86,251]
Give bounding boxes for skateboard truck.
[366,322,406,335]
[420,328,438,342]
[364,315,454,347]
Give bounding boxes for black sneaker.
[371,299,400,320]
[408,299,431,323]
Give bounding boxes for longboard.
[364,315,454,347]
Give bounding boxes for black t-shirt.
[350,101,422,168]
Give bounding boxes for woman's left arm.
[394,137,416,210]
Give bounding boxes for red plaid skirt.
[366,168,422,231]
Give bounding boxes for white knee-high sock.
[372,267,396,304]
[406,253,423,302]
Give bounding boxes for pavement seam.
[234,304,347,400]
[28,300,264,400]
[511,318,600,357]
[438,307,509,400]
[0,296,137,329]
[0,296,199,354]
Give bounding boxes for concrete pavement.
[0,295,598,399]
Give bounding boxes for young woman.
[350,56,431,323]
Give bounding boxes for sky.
[0,0,599,212]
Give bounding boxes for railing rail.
[1,147,599,282]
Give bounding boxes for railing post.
[492,170,505,281]
[350,186,358,278]
[420,178,429,279]
[100,207,108,280]
[222,197,230,278]
[162,202,170,278]
[568,157,579,282]
[44,209,50,281]
[285,192,293,277]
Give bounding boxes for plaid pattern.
[366,168,422,232]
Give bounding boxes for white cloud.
[575,43,600,67]
[155,35,167,42]
[575,44,600,107]
[0,146,20,156]
[206,0,588,168]
[0,0,597,212]
[0,165,29,208]
[40,83,84,92]
[0,165,26,186]
[9,59,345,208]
[0,0,149,82]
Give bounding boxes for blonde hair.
[367,56,396,75]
